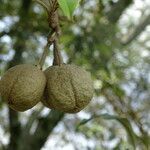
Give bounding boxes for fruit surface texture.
[43,64,94,113]
[0,64,46,111]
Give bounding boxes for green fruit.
[42,64,94,113]
[0,64,46,111]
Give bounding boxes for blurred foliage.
[0,0,150,150]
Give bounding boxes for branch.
[23,106,44,134]
[106,0,133,23]
[26,110,64,150]
[0,31,8,38]
[76,113,138,148]
[0,29,16,38]
[122,14,150,45]
[103,88,148,138]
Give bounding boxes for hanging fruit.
[0,64,46,111]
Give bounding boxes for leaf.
[58,0,80,19]
[58,0,70,19]
[67,0,80,16]
[77,114,137,149]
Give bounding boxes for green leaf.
[58,0,70,19]
[58,0,80,19]
[67,0,80,16]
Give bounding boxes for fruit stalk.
[37,0,63,68]
[53,38,63,66]
[47,0,63,66]
[38,31,56,69]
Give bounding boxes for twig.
[38,43,49,69]
[53,38,63,66]
[37,33,55,70]
[38,32,56,69]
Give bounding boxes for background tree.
[0,0,150,149]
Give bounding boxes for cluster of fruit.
[0,64,93,113]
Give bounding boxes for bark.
[122,14,150,45]
[106,0,133,23]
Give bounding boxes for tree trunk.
[7,0,31,150]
